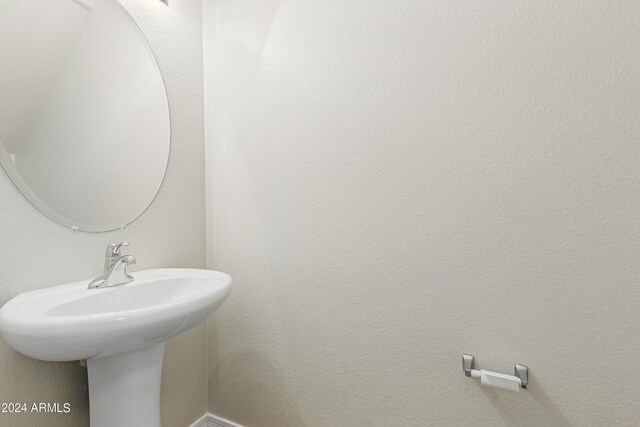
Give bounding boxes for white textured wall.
[204,1,640,426]
[0,0,207,425]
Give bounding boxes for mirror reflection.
[0,0,170,232]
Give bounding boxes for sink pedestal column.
[87,343,166,427]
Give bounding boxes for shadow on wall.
[208,324,307,427]
[478,371,571,427]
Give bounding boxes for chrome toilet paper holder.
[462,354,528,389]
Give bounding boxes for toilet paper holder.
[462,354,528,389]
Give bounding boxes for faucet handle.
[105,242,129,258]
[103,243,130,273]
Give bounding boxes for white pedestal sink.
[0,268,232,427]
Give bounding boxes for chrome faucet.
[103,242,129,273]
[88,243,137,289]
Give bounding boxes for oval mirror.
[0,0,170,232]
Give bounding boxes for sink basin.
[0,268,232,427]
[0,268,231,361]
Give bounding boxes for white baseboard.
[188,412,245,427]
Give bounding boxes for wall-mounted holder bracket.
[462,353,475,377]
[462,354,528,389]
[514,363,528,388]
